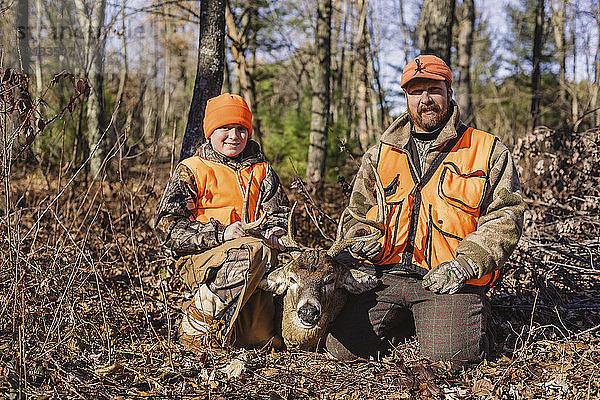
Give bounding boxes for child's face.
[210,123,249,157]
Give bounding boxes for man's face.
[210,123,249,157]
[405,78,453,132]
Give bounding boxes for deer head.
[241,164,386,349]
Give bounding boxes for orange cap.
[400,55,452,89]
[203,93,253,139]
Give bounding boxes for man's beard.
[408,101,452,132]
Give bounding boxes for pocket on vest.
[438,162,487,213]
[196,206,238,224]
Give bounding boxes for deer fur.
[259,250,379,350]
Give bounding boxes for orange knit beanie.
[203,93,253,139]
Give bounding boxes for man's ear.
[342,269,380,294]
[258,266,288,295]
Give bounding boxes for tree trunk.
[306,0,332,196]
[398,0,409,65]
[550,0,567,127]
[225,1,263,145]
[74,0,107,178]
[161,10,171,136]
[530,0,544,131]
[570,15,578,126]
[355,0,369,151]
[34,0,43,93]
[417,0,455,64]
[115,0,127,110]
[456,0,474,124]
[179,0,226,161]
[594,0,600,127]
[16,0,30,72]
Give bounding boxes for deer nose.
[297,304,321,325]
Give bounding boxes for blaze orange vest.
[180,156,269,225]
[366,124,500,287]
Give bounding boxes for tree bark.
[355,0,369,151]
[417,0,455,64]
[398,0,409,65]
[594,0,600,127]
[225,1,263,145]
[530,0,544,131]
[161,9,171,136]
[34,0,43,93]
[115,0,127,110]
[16,0,30,72]
[550,0,567,126]
[306,0,332,196]
[74,0,107,178]
[179,0,226,161]
[456,0,474,124]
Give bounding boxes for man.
[155,93,289,349]
[326,55,524,363]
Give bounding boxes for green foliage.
[260,105,310,182]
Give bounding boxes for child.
[155,93,289,348]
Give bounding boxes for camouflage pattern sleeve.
[343,146,380,237]
[258,166,290,232]
[154,163,226,256]
[456,140,525,278]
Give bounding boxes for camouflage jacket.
[346,102,525,279]
[155,140,290,257]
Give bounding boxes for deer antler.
[326,163,387,258]
[278,201,301,256]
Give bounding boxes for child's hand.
[224,221,245,241]
[263,227,285,250]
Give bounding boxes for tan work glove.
[421,258,476,294]
[349,240,382,261]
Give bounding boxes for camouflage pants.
[325,269,489,363]
[177,237,279,348]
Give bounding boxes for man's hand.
[349,240,382,260]
[263,227,285,250]
[224,221,245,241]
[421,259,475,294]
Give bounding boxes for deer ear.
[259,267,288,295]
[342,269,380,294]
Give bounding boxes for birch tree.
[306,0,332,196]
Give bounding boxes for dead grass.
[1,69,599,399]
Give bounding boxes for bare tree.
[34,0,43,93]
[530,0,544,130]
[355,0,369,151]
[306,0,332,196]
[74,0,107,178]
[550,0,568,126]
[179,0,226,161]
[417,0,455,64]
[16,0,30,72]
[225,1,263,144]
[594,0,600,126]
[456,0,475,124]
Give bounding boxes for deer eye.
[289,277,297,285]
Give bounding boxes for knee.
[418,333,485,364]
[325,333,360,361]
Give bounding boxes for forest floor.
[0,128,599,399]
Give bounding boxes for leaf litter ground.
[1,129,599,399]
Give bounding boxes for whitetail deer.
[241,165,386,349]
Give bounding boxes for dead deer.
[241,165,386,349]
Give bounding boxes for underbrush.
[0,68,598,398]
